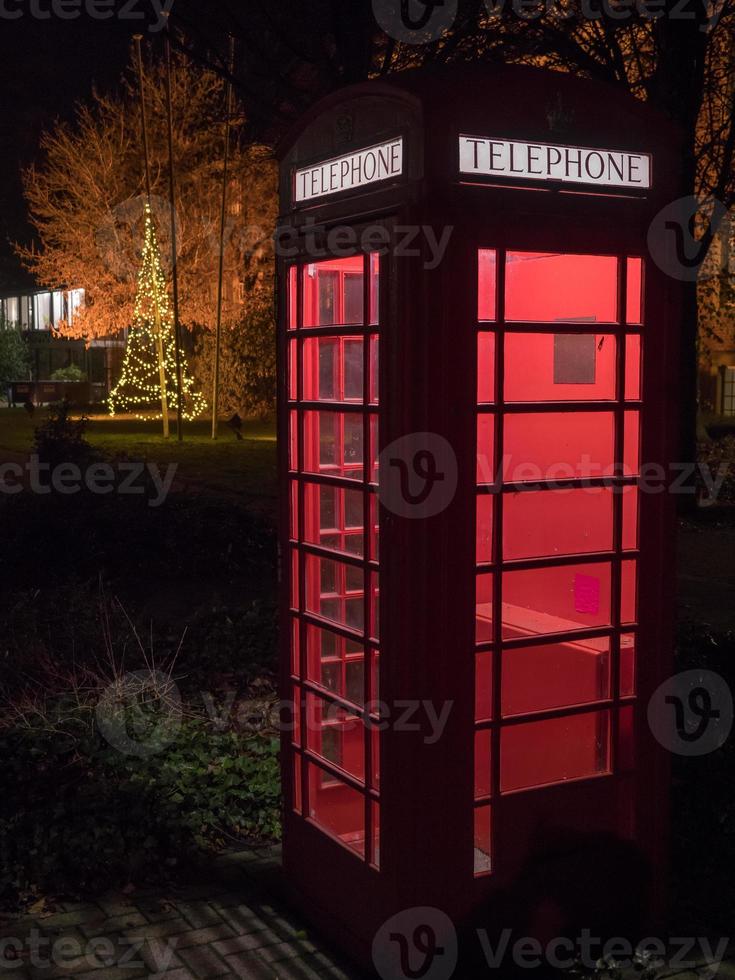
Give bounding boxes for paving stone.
[260,913,301,937]
[147,969,197,980]
[271,956,335,980]
[33,928,86,961]
[31,909,100,931]
[255,941,304,964]
[223,953,278,980]
[175,925,235,950]
[97,897,140,918]
[79,912,147,938]
[213,908,270,938]
[212,930,281,958]
[122,917,190,941]
[208,891,259,912]
[139,936,183,974]
[30,966,146,980]
[178,945,231,979]
[136,899,180,924]
[174,904,224,931]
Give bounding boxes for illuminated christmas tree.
[109,204,206,429]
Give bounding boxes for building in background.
[0,283,125,392]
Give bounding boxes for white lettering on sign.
[294,138,404,203]
[459,136,651,190]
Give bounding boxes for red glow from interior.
[289,256,380,862]
[474,250,642,864]
[505,252,619,323]
[626,258,643,324]
[501,711,610,794]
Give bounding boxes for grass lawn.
[0,407,278,512]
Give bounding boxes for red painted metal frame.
[276,64,683,972]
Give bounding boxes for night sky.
[0,17,134,289]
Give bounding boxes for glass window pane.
[289,411,299,471]
[625,335,641,400]
[371,801,381,869]
[477,414,496,484]
[501,711,611,793]
[291,617,300,676]
[624,411,640,476]
[290,549,299,611]
[288,340,298,399]
[371,725,380,791]
[477,495,494,563]
[370,253,380,326]
[344,274,364,325]
[343,340,364,400]
[626,258,643,325]
[288,266,297,329]
[307,764,366,858]
[303,411,363,481]
[475,729,492,799]
[478,249,497,321]
[505,333,616,402]
[306,624,365,705]
[370,572,380,641]
[293,755,303,813]
[506,253,618,323]
[305,555,365,633]
[306,692,365,782]
[369,492,379,561]
[502,563,612,640]
[620,633,636,696]
[502,638,610,717]
[292,685,302,746]
[474,806,492,875]
[34,292,51,329]
[369,414,380,484]
[302,337,364,403]
[621,560,638,624]
[478,332,496,403]
[504,488,614,560]
[504,412,615,483]
[622,486,639,551]
[303,482,365,557]
[303,257,365,327]
[476,650,493,722]
[369,334,379,405]
[476,573,494,643]
[290,480,299,541]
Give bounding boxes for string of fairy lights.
[108,204,206,422]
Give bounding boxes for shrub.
[193,295,276,422]
[32,400,97,470]
[0,683,281,904]
[0,330,30,388]
[50,364,87,382]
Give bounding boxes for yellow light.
[109,204,206,422]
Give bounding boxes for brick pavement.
[2,847,734,979]
[0,847,359,980]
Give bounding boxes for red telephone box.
[277,64,682,972]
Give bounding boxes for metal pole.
[163,17,184,442]
[134,33,170,439]
[212,35,235,440]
